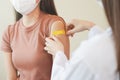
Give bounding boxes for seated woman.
[0,0,69,80]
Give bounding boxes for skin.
[4,53,18,80]
[4,0,69,80]
[44,19,95,57]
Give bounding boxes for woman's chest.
[10,29,50,70]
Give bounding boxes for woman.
[0,0,69,80]
[44,0,120,80]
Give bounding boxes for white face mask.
[97,0,103,8]
[10,0,40,15]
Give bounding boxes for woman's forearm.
[4,53,18,80]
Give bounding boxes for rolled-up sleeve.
[0,26,12,53]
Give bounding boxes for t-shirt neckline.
[20,12,45,32]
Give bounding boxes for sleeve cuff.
[88,25,104,39]
[54,51,68,67]
[0,47,12,53]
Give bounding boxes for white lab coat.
[51,25,119,80]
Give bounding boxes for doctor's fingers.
[45,38,53,42]
[44,46,56,56]
[46,36,62,46]
[45,38,56,45]
[67,28,76,36]
[44,47,54,55]
[45,42,55,49]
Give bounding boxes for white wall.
[0,0,109,79]
[0,0,14,80]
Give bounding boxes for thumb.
[67,29,76,35]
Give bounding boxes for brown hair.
[102,0,120,71]
[15,0,58,21]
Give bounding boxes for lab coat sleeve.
[51,51,68,80]
[51,50,96,80]
[88,25,104,39]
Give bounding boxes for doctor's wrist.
[86,23,95,30]
[55,51,65,56]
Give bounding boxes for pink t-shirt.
[0,12,65,80]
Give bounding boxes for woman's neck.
[22,6,41,27]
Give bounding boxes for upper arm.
[0,26,12,53]
[50,21,70,59]
[4,52,17,80]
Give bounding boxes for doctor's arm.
[67,19,103,38]
[44,39,96,80]
[45,37,68,80]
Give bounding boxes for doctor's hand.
[44,36,64,56]
[67,19,95,36]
